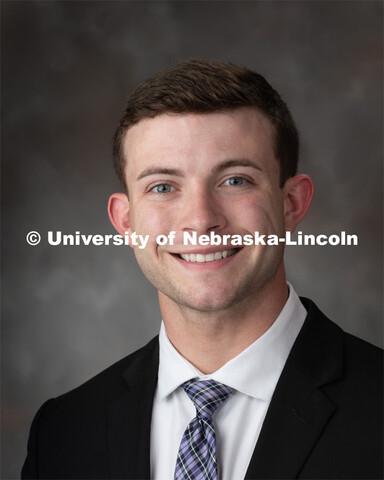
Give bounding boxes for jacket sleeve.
[21,399,54,479]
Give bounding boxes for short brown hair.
[113,59,299,190]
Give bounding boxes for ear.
[283,175,314,232]
[108,193,131,237]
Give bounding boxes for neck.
[159,267,289,374]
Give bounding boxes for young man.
[22,60,383,480]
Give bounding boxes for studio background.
[2,1,382,478]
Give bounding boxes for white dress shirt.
[150,284,307,480]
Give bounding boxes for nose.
[180,189,227,234]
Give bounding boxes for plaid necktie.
[174,379,234,480]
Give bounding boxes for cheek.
[230,195,284,231]
[130,203,174,236]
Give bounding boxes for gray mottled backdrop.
[2,1,383,478]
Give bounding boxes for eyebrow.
[136,158,262,181]
[136,167,184,181]
[212,158,263,174]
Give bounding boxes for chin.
[175,289,242,313]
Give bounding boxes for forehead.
[123,107,277,176]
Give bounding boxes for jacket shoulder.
[22,336,159,479]
[37,335,159,421]
[299,296,383,379]
[294,298,383,479]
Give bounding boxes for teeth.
[179,249,237,263]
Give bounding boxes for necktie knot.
[183,379,233,419]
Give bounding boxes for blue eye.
[151,184,174,194]
[223,177,247,186]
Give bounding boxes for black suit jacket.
[22,298,383,479]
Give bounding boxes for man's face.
[122,108,288,313]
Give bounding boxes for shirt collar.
[157,283,307,402]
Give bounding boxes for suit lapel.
[244,357,337,479]
[245,298,344,479]
[107,337,159,479]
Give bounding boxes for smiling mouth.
[175,248,242,263]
